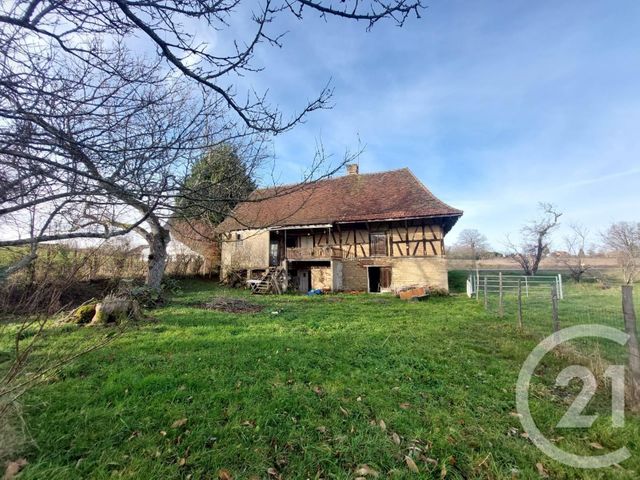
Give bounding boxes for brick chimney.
[346,163,359,175]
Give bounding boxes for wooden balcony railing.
[286,246,344,260]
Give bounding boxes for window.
[369,232,387,256]
[235,233,243,246]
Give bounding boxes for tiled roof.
[216,168,462,232]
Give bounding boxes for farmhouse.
[216,165,462,293]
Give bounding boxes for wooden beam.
[353,229,357,258]
[405,220,410,256]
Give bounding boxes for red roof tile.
[216,168,462,232]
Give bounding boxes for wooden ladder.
[252,266,285,295]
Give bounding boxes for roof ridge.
[404,168,463,215]
[216,165,463,234]
[252,167,409,194]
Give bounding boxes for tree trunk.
[145,225,170,289]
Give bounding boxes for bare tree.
[0,0,421,287]
[452,228,489,280]
[454,229,489,260]
[561,224,591,282]
[1,49,236,288]
[0,0,422,133]
[506,203,562,276]
[602,222,640,284]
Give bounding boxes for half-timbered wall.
[309,221,444,258]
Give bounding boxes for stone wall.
[339,257,449,292]
[311,266,333,290]
[220,229,269,278]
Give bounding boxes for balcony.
[286,246,344,260]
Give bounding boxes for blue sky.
[215,0,640,249]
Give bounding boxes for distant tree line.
[451,205,639,284]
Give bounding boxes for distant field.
[448,256,621,271]
[2,279,639,479]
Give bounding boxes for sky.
[4,0,638,251]
[207,0,640,250]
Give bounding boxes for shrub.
[428,286,450,297]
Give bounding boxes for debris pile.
[199,297,263,313]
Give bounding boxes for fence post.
[551,285,559,334]
[517,279,523,328]
[622,285,640,408]
[558,274,564,300]
[475,269,480,301]
[498,272,504,318]
[524,276,529,298]
[483,276,488,310]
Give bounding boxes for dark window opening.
[286,235,298,248]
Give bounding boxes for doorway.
[269,240,280,266]
[368,266,392,293]
[297,269,311,292]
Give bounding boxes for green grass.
[3,280,640,479]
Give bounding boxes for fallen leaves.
[378,419,386,431]
[354,465,379,477]
[404,456,419,473]
[535,462,549,478]
[171,418,188,429]
[399,402,411,410]
[3,459,28,480]
[177,446,190,467]
[266,467,281,479]
[217,469,233,480]
[391,432,401,445]
[589,441,604,450]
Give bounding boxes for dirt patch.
[199,297,263,314]
[324,297,344,303]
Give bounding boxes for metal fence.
[466,271,563,300]
[466,271,640,372]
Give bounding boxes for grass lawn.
[3,279,640,479]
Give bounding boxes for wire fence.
[468,271,640,371]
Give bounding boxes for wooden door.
[380,267,392,289]
[298,270,310,292]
